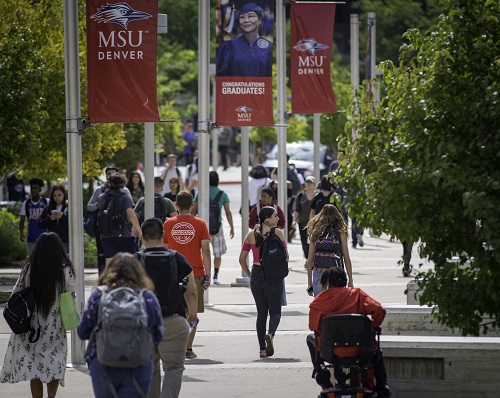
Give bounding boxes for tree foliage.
[339,0,500,335]
[353,0,443,66]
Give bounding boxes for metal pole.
[368,12,379,103]
[198,0,211,305]
[313,113,321,183]
[210,64,219,170]
[276,0,287,232]
[235,126,250,285]
[63,0,85,366]
[144,123,154,221]
[350,14,359,140]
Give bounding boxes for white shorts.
[211,226,227,258]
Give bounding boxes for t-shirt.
[248,177,272,207]
[311,191,340,214]
[134,194,176,221]
[194,186,230,224]
[161,168,182,195]
[163,215,210,277]
[295,192,314,225]
[140,247,193,317]
[97,188,135,238]
[20,197,48,243]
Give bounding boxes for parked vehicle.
[262,141,332,177]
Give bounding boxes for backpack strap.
[212,190,224,205]
[159,196,169,220]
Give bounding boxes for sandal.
[259,350,267,358]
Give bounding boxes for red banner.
[86,1,159,123]
[290,3,337,114]
[215,1,275,126]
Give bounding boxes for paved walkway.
[0,172,427,397]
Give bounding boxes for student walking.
[306,204,354,297]
[293,176,316,266]
[194,171,235,284]
[78,253,163,398]
[38,184,69,253]
[163,190,211,360]
[19,178,48,253]
[136,218,198,398]
[239,206,288,358]
[1,232,76,398]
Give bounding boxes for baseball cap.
[305,176,315,183]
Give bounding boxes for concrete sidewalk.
[0,194,422,397]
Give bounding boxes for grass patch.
[0,291,11,304]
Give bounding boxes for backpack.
[287,167,301,195]
[314,228,344,270]
[135,249,187,317]
[209,190,224,235]
[97,190,126,238]
[259,227,289,283]
[3,287,41,343]
[83,209,98,238]
[138,195,169,225]
[93,286,152,368]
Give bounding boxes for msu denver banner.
[290,2,337,114]
[215,1,274,127]
[86,1,159,123]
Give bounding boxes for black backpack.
[259,227,289,283]
[3,287,41,343]
[135,249,187,317]
[209,190,224,235]
[98,190,126,238]
[138,195,169,225]
[287,167,301,195]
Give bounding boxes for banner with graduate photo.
[215,1,275,126]
[290,2,337,114]
[86,0,159,123]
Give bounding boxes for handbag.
[83,209,98,238]
[60,291,79,330]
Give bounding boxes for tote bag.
[60,291,79,330]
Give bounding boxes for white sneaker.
[213,278,221,285]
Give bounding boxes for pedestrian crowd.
[3,148,392,397]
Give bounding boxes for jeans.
[312,269,324,297]
[298,223,309,259]
[89,357,153,398]
[250,266,283,350]
[149,315,189,398]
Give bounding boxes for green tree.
[353,0,443,67]
[340,0,500,335]
[0,1,128,182]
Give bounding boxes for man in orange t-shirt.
[163,190,211,359]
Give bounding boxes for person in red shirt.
[307,267,391,397]
[248,188,286,229]
[163,190,211,360]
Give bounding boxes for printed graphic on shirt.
[171,222,195,244]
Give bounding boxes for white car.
[262,141,332,177]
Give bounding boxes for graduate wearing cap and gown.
[217,2,273,77]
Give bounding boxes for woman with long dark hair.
[1,233,76,398]
[78,253,163,397]
[126,171,145,204]
[306,204,353,297]
[239,206,288,358]
[38,185,69,253]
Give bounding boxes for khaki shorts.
[194,275,205,313]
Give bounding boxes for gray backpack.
[94,286,152,368]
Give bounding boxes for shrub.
[0,210,27,264]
